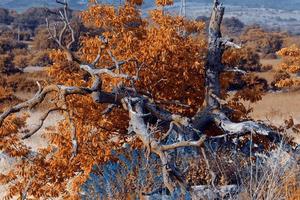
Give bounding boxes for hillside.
[0,0,88,11]
[1,0,300,34]
[1,0,300,12]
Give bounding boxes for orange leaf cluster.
[155,0,174,6]
[81,4,206,115]
[275,45,300,87]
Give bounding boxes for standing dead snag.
[204,0,240,109]
[193,0,280,144]
[205,0,225,109]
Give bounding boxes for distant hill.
[0,0,300,12]
[0,0,88,11]
[1,0,300,34]
[222,0,300,10]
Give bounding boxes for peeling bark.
[205,0,225,109]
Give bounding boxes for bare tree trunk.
[205,0,225,109]
[193,0,280,141]
[180,0,186,17]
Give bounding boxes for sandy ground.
[249,90,300,144]
[249,91,300,125]
[257,58,283,83]
[0,67,62,198]
[0,108,63,198]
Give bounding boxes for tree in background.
[0,0,298,199]
[222,17,245,36]
[240,26,287,58]
[0,8,14,24]
[275,45,300,88]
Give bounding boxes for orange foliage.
[223,47,261,71]
[81,5,206,115]
[0,2,207,198]
[155,0,174,6]
[275,45,300,88]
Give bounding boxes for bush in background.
[29,50,52,67]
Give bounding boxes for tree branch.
[219,37,241,49]
[214,112,271,136]
[46,0,78,62]
[80,64,135,80]
[224,67,247,74]
[22,107,65,140]
[0,85,92,125]
[161,136,206,151]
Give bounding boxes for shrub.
[13,54,30,68]
[0,54,13,73]
[18,31,31,41]
[223,17,245,35]
[32,27,58,50]
[0,38,27,54]
[29,50,52,67]
[223,48,262,72]
[240,26,287,57]
[261,64,273,72]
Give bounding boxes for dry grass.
[260,58,282,70]
[249,91,300,124]
[254,58,282,83]
[244,58,300,144]
[238,144,300,200]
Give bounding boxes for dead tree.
[192,0,280,142]
[180,0,186,17]
[0,0,288,198]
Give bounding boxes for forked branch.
[46,0,77,62]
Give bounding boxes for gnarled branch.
[46,0,78,62]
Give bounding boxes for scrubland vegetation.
[0,0,299,199]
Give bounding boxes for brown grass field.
[251,58,300,124]
[249,58,300,143]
